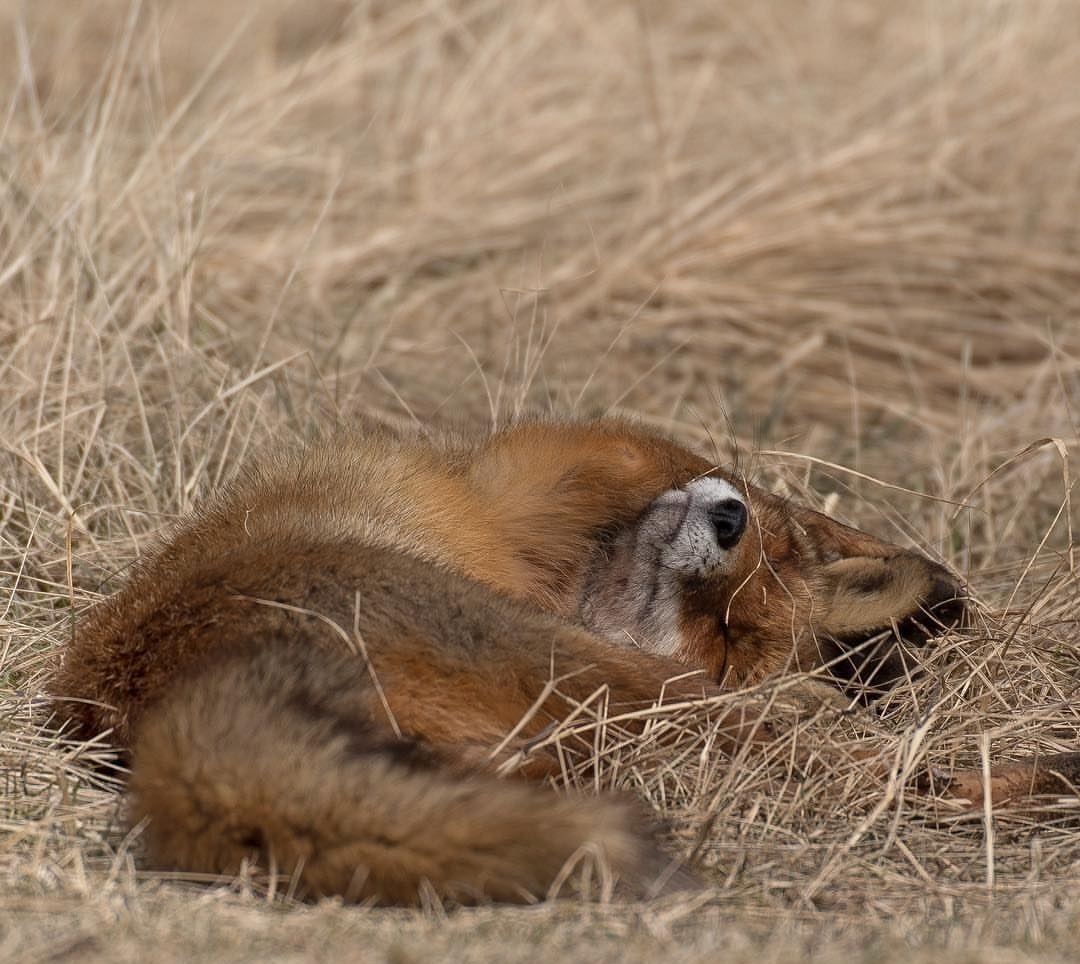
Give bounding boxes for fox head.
[474,418,964,695]
[578,472,964,694]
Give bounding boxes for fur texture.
[50,417,1075,903]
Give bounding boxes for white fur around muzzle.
[582,477,746,657]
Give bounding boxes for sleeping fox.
[50,417,1079,903]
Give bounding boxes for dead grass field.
[1,1,1079,960]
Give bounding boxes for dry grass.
[2,0,1079,960]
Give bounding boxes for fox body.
[51,418,1078,903]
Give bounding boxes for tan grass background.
[1,1,1079,960]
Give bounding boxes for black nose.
[708,498,747,550]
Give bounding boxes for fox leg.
[357,621,785,794]
[922,751,1080,808]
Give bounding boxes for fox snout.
[707,498,748,550]
[657,478,749,578]
[578,478,750,658]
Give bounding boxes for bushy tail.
[129,642,670,904]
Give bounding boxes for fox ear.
[792,504,906,562]
[780,501,965,637]
[813,554,963,639]
[805,552,965,698]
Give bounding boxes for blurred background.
[4,2,1078,457]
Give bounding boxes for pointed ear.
[791,504,907,562]
[814,554,964,639]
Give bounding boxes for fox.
[50,416,1079,904]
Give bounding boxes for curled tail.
[128,642,668,904]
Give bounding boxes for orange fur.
[50,417,1077,903]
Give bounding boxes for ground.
[1,1,1078,961]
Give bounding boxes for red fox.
[50,417,1078,903]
